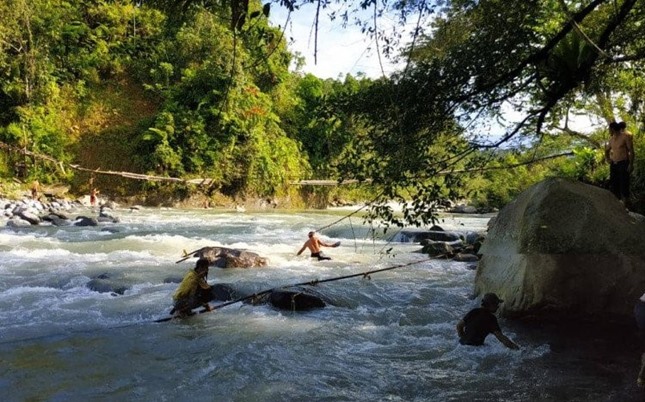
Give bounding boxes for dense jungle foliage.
[0,0,643,222]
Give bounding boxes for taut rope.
[155,257,433,322]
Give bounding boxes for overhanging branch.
[0,141,216,186]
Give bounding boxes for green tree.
[316,0,645,221]
[135,4,307,198]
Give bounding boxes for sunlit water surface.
[0,207,641,401]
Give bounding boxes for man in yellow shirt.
[171,258,213,318]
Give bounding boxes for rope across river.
[0,259,435,345]
[155,257,434,323]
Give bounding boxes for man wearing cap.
[456,293,519,350]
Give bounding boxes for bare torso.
[607,132,633,163]
[303,238,323,253]
[297,233,337,257]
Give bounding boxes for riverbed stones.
[1,196,122,228]
[74,216,99,226]
[15,209,41,225]
[400,229,462,243]
[7,217,32,227]
[421,240,456,257]
[475,178,645,320]
[98,206,120,223]
[42,213,72,226]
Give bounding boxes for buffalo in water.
[180,246,269,268]
[209,284,328,311]
[171,247,329,313]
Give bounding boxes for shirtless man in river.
[604,121,635,205]
[297,231,338,261]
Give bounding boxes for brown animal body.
[193,246,269,268]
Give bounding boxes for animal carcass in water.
[193,246,269,268]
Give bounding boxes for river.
[0,206,642,401]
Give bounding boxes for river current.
[0,206,642,401]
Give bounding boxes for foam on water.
[0,208,633,401]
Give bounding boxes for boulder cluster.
[2,196,120,228]
[398,226,486,267]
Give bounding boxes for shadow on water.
[505,316,645,401]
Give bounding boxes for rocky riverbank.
[1,194,125,228]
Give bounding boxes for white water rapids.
[0,207,640,401]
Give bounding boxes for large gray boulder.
[15,209,41,225]
[475,178,645,321]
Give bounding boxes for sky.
[268,4,601,135]
[269,3,403,79]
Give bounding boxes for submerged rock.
[475,178,645,320]
[41,214,72,226]
[74,216,99,227]
[87,278,128,295]
[209,283,240,301]
[98,206,120,223]
[163,276,183,284]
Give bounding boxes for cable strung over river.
[155,258,434,322]
[1,208,635,401]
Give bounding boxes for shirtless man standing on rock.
[605,121,635,206]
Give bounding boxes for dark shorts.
[311,252,331,261]
[609,160,630,200]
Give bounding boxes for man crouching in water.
[456,293,520,350]
[171,258,213,318]
[297,231,336,261]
